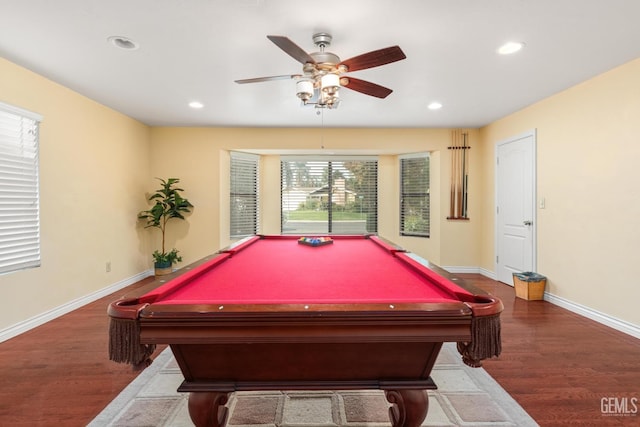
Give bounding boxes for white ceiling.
[2,0,640,129]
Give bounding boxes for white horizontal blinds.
[400,154,430,237]
[339,159,378,233]
[281,157,377,235]
[281,160,330,234]
[230,152,259,238]
[0,103,42,274]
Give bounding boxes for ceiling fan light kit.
[235,32,406,111]
[296,80,314,102]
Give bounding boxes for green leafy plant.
[151,249,182,266]
[138,178,193,267]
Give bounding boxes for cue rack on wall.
[448,129,470,220]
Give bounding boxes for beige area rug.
[89,344,538,426]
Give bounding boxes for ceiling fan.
[235,33,406,109]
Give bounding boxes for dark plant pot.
[154,261,172,276]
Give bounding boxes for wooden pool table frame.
[108,235,502,427]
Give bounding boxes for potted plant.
[138,178,193,275]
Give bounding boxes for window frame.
[399,152,430,238]
[280,156,378,235]
[0,101,43,274]
[229,151,259,239]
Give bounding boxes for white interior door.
[496,131,536,284]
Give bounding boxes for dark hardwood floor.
[0,274,638,426]
[472,275,639,427]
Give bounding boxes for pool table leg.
[385,389,429,427]
[187,391,230,427]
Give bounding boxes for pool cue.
[461,131,467,218]
[450,131,455,217]
[452,130,459,218]
[456,130,463,218]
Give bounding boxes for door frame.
[494,129,537,284]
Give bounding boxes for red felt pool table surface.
[108,235,503,427]
[140,235,472,306]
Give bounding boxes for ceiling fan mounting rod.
[312,32,332,50]
[309,32,340,72]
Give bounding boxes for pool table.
[108,235,502,427]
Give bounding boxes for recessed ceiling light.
[189,101,204,109]
[107,36,139,50]
[428,102,442,110]
[497,41,525,55]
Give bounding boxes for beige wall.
[480,58,640,326]
[3,53,637,337]
[148,127,481,266]
[439,129,483,268]
[0,58,151,332]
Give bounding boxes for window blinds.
[400,154,430,237]
[281,157,378,234]
[0,102,42,274]
[230,152,259,238]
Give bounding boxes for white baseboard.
[442,265,498,280]
[443,265,639,339]
[441,265,497,280]
[0,269,153,344]
[544,292,640,339]
[479,268,498,280]
[441,265,480,274]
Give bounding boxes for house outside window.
[281,157,377,235]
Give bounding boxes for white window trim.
[0,102,43,122]
[230,151,260,239]
[0,101,43,274]
[280,156,378,235]
[399,152,430,238]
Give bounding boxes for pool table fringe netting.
[107,308,502,369]
[109,315,156,370]
[457,312,502,367]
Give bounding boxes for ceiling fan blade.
[339,46,406,72]
[341,77,393,99]
[267,35,316,65]
[235,74,301,84]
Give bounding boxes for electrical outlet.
[106,261,111,272]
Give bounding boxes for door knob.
[523,220,533,226]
